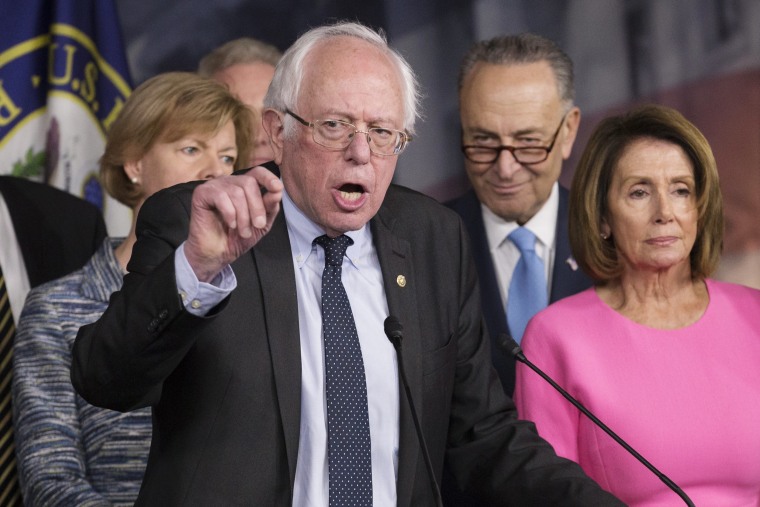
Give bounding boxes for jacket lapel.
[550,187,590,301]
[252,190,429,502]
[371,207,421,506]
[253,211,302,489]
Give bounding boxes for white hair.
[263,21,421,135]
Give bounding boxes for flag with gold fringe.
[0,0,133,235]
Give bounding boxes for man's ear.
[262,108,285,164]
[560,106,581,160]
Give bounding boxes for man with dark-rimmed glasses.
[443,31,595,507]
[447,33,592,396]
[72,22,622,506]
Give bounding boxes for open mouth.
[338,183,365,201]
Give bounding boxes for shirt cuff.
[175,242,236,316]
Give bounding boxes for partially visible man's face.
[213,61,276,166]
[459,61,580,225]
[266,37,404,237]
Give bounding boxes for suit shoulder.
[141,167,258,213]
[138,179,205,218]
[0,175,102,218]
[383,184,463,229]
[443,188,478,212]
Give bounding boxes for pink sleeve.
[514,313,581,463]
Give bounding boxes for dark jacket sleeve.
[71,182,214,412]
[380,187,621,505]
[440,207,623,506]
[0,176,107,287]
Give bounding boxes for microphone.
[384,316,443,507]
[502,334,695,507]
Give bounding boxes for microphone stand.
[504,334,695,507]
[385,317,443,507]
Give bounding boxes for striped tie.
[0,265,22,506]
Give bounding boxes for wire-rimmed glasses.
[286,109,411,156]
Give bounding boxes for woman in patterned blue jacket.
[12,71,252,506]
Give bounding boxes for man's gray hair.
[263,21,421,135]
[459,33,575,109]
[198,37,282,77]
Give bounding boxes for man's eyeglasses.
[286,110,411,157]
[461,113,568,165]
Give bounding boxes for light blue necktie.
[507,227,547,343]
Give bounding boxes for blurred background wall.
[114,0,760,288]
[2,1,755,283]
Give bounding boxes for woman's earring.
[131,177,139,184]
[601,232,609,240]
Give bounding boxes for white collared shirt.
[482,182,559,309]
[284,191,399,507]
[0,191,30,322]
[175,189,399,505]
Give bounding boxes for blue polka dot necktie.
[314,235,373,506]
[506,227,548,343]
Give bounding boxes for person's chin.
[325,206,373,235]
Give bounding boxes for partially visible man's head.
[458,33,580,225]
[264,22,420,136]
[199,38,282,166]
[262,22,420,237]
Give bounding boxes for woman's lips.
[646,236,678,246]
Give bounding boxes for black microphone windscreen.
[384,316,403,345]
[499,333,524,361]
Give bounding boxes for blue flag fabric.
[0,0,133,234]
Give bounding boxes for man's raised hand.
[184,166,283,282]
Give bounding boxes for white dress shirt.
[482,182,559,309]
[174,189,399,506]
[0,191,30,322]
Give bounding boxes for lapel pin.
[396,275,406,287]
[566,257,578,271]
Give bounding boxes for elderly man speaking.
[71,21,622,507]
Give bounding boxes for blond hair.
[100,72,253,208]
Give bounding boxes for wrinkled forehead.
[298,37,405,121]
[302,37,399,86]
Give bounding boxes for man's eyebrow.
[512,126,548,137]
[465,127,499,137]
[360,117,400,128]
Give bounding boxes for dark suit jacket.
[71,168,620,506]
[446,187,592,396]
[0,176,106,288]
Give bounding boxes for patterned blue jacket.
[13,239,152,506]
